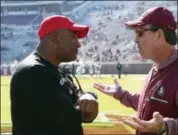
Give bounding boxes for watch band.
[157,121,168,135]
[87,92,98,100]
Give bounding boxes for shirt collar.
[154,49,178,70]
[34,51,58,69]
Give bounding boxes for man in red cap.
[10,15,98,135]
[94,7,178,135]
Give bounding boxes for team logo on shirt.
[69,89,73,94]
[60,78,67,86]
[157,85,165,97]
[59,78,74,95]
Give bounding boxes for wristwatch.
[87,92,98,100]
[157,121,168,135]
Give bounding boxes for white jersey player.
[94,63,102,78]
[76,63,86,78]
[88,63,94,77]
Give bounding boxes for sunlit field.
[1,74,146,134]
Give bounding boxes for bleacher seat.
[1,14,43,25]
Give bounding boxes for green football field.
[1,74,145,132]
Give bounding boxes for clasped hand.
[77,93,98,122]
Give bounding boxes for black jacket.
[117,63,122,71]
[10,52,84,135]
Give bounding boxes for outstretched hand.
[93,78,121,96]
[123,112,164,133]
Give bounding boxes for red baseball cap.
[125,7,177,31]
[38,15,89,39]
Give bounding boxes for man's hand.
[93,78,121,96]
[78,93,98,122]
[123,112,164,133]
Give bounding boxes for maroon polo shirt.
[137,50,178,135]
[114,49,178,135]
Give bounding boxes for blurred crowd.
[0,60,102,76]
[2,1,176,66]
[1,60,19,75]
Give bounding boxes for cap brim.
[70,24,89,38]
[124,20,146,28]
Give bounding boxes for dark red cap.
[125,7,177,31]
[38,15,89,39]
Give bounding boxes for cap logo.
[168,26,175,30]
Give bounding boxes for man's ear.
[48,33,59,47]
[157,29,165,44]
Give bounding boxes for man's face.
[134,25,161,59]
[54,29,81,62]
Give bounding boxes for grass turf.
[1,74,145,132]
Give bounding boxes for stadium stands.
[1,14,43,25]
[1,1,177,71]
